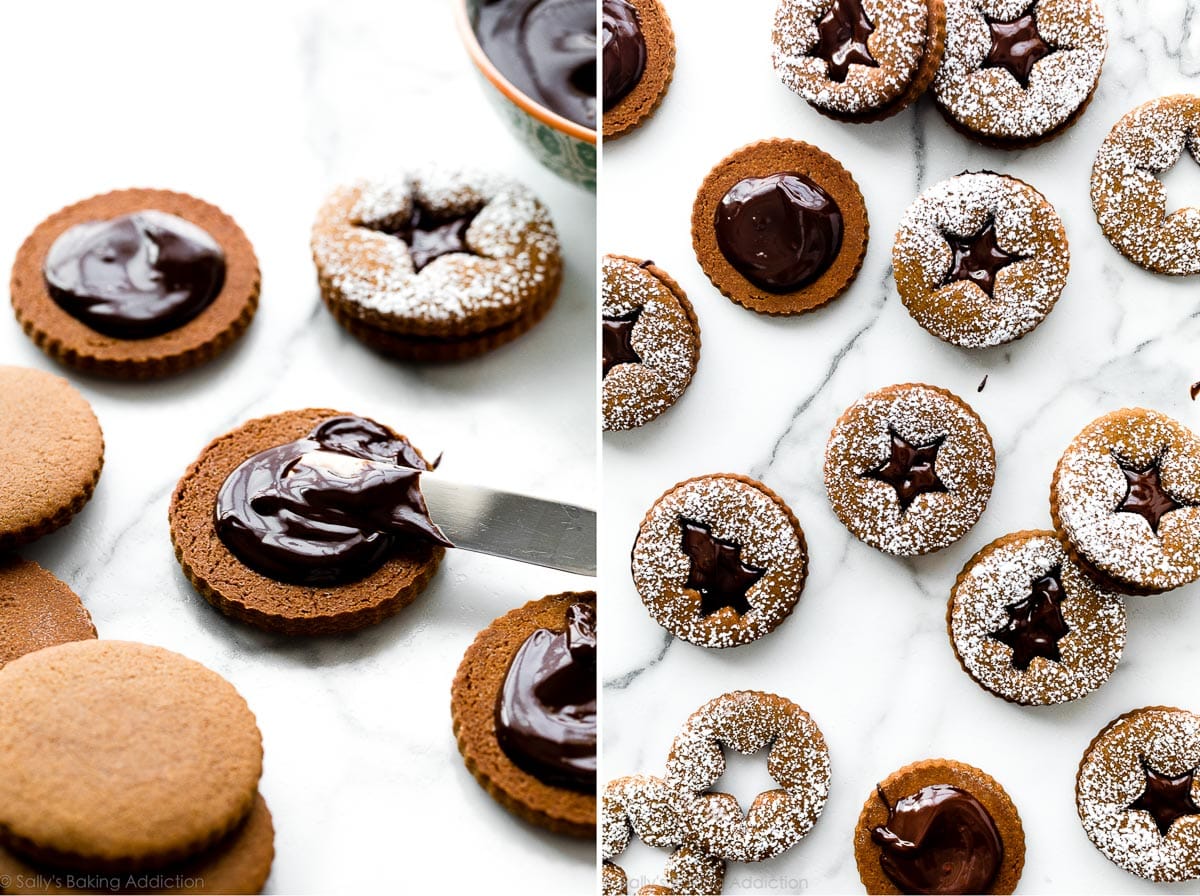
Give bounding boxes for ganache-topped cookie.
[772,0,947,122]
[11,189,260,378]
[1091,95,1200,275]
[603,0,676,140]
[692,139,869,315]
[631,474,808,648]
[893,172,1068,348]
[1051,408,1200,595]
[855,758,1025,895]
[933,0,1107,148]
[311,167,562,361]
[602,255,700,432]
[1077,706,1200,882]
[948,530,1125,706]
[825,383,995,556]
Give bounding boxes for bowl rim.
[453,0,598,147]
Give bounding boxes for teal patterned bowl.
[455,0,597,191]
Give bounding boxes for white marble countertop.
[0,2,595,893]
[603,1,1200,893]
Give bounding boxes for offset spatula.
[420,479,597,577]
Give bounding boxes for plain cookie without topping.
[0,557,96,668]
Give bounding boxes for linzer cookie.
[0,366,104,551]
[1091,95,1200,275]
[11,189,259,378]
[893,171,1068,348]
[602,255,700,432]
[1050,408,1200,595]
[825,383,995,556]
[1077,706,1200,882]
[0,558,96,668]
[772,0,947,122]
[451,592,596,838]
[855,759,1025,895]
[933,0,1107,147]
[948,531,1125,706]
[631,474,808,648]
[603,0,675,140]
[692,139,869,315]
[0,640,263,873]
[169,409,449,635]
[311,167,562,361]
[665,691,830,864]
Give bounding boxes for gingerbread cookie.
[602,255,700,432]
[1077,706,1200,882]
[933,0,1107,148]
[893,171,1069,348]
[855,758,1025,895]
[692,139,869,315]
[948,531,1125,706]
[11,189,259,378]
[1051,408,1200,595]
[0,640,262,873]
[772,0,947,122]
[311,167,562,361]
[825,383,995,556]
[603,0,675,140]
[0,366,104,551]
[1091,95,1200,275]
[0,558,96,668]
[169,409,447,635]
[451,592,596,838]
[631,474,808,649]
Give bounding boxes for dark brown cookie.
[168,409,445,635]
[0,557,96,668]
[603,0,676,140]
[10,189,259,379]
[450,592,596,838]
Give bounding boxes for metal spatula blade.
[420,478,597,577]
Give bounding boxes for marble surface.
[602,1,1200,893]
[0,2,595,893]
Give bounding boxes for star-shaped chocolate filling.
[374,203,480,272]
[983,6,1055,89]
[679,516,765,619]
[812,0,880,83]
[602,307,643,378]
[864,428,948,512]
[988,565,1070,671]
[942,219,1024,298]
[1127,757,1200,836]
[1114,453,1186,535]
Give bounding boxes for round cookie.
[602,255,700,432]
[933,0,1107,148]
[169,409,445,635]
[631,474,808,649]
[311,167,562,362]
[0,793,274,895]
[0,366,104,551]
[948,531,1125,706]
[855,759,1025,894]
[1050,408,1200,595]
[1091,95,1200,275]
[772,0,947,122]
[893,171,1069,348]
[692,139,869,315]
[11,189,259,379]
[825,383,995,556]
[603,0,676,140]
[0,640,262,873]
[451,592,596,839]
[0,557,96,668]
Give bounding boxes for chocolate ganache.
[215,415,451,585]
[602,0,646,110]
[496,602,597,792]
[43,211,225,339]
[475,0,598,130]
